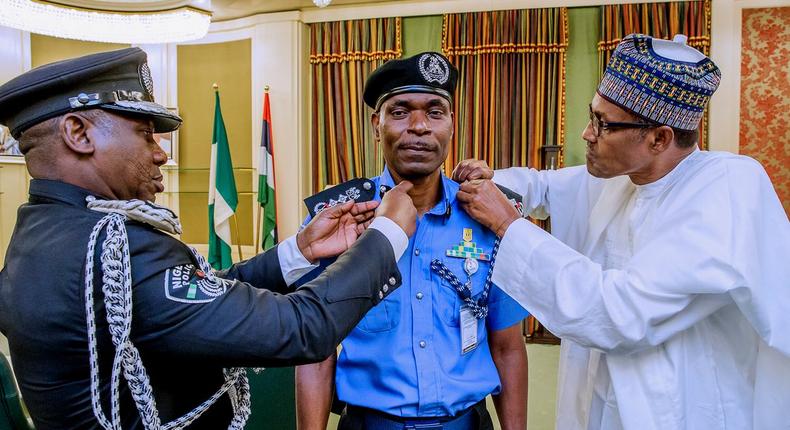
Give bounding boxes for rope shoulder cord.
[83,196,251,430]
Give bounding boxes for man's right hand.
[376,180,417,237]
[452,159,494,182]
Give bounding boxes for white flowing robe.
[492,150,790,430]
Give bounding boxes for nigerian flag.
[258,91,277,250]
[208,90,238,270]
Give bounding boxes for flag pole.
[231,214,243,261]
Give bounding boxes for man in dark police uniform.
[0,47,417,429]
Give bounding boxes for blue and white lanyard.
[430,239,500,319]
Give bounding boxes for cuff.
[277,235,319,286]
[369,216,408,261]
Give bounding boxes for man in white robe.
[453,33,790,430]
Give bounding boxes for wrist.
[296,230,315,263]
[493,215,518,238]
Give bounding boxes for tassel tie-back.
[443,42,569,57]
[309,50,402,64]
[84,196,251,429]
[597,36,710,52]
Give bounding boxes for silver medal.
[464,257,478,276]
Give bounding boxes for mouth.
[398,143,434,154]
[152,175,165,193]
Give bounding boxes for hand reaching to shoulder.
[297,200,379,263]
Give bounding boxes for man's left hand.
[457,179,520,238]
[297,200,379,263]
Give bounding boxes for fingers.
[390,180,414,194]
[317,199,355,219]
[452,159,493,182]
[349,200,379,215]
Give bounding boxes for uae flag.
[258,91,277,250]
[208,90,238,270]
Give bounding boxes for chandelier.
[0,0,212,44]
[313,0,332,7]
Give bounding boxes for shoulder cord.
[429,238,500,320]
[83,197,251,430]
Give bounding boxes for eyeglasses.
[588,105,657,137]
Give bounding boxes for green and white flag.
[208,90,238,270]
[258,91,277,250]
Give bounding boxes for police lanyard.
[430,238,500,320]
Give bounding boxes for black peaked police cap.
[363,52,458,111]
[0,47,181,139]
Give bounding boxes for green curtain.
[309,18,402,191]
[442,8,569,172]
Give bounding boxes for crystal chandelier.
[313,0,332,7]
[0,0,212,44]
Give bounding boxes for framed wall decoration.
[156,107,179,164]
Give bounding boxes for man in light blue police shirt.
[295,52,529,430]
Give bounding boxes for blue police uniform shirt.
[332,168,529,417]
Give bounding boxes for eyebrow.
[388,98,449,110]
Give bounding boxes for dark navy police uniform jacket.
[0,179,401,429]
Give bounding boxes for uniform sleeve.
[486,284,530,332]
[490,158,790,355]
[130,228,402,367]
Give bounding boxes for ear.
[650,125,674,154]
[59,113,95,155]
[371,112,381,141]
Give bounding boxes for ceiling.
[54,0,398,22]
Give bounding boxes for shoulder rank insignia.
[304,178,377,218]
[497,184,524,216]
[164,264,231,304]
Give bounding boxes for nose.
[582,120,597,144]
[408,111,431,135]
[153,144,168,166]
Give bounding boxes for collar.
[378,165,458,216]
[28,179,106,208]
[634,147,701,198]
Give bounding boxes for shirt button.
[382,285,389,293]
[414,249,420,256]
[419,340,426,348]
[416,292,424,300]
[378,291,384,299]
[388,276,397,286]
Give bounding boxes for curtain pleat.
[598,0,711,148]
[309,18,401,191]
[443,8,568,173]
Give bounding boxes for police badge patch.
[418,53,450,84]
[164,264,230,303]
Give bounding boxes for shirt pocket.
[434,257,492,327]
[357,290,401,333]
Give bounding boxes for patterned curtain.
[309,18,402,192]
[598,0,711,148]
[442,8,569,173]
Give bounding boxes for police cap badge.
[0,47,182,139]
[363,51,458,111]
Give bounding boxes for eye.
[390,109,408,118]
[428,109,446,118]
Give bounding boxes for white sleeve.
[493,167,555,220]
[368,216,408,261]
[277,216,408,286]
[491,159,790,355]
[277,235,319,286]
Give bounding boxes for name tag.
[460,305,478,354]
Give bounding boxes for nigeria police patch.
[164,264,231,303]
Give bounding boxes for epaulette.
[496,184,524,216]
[304,177,377,218]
